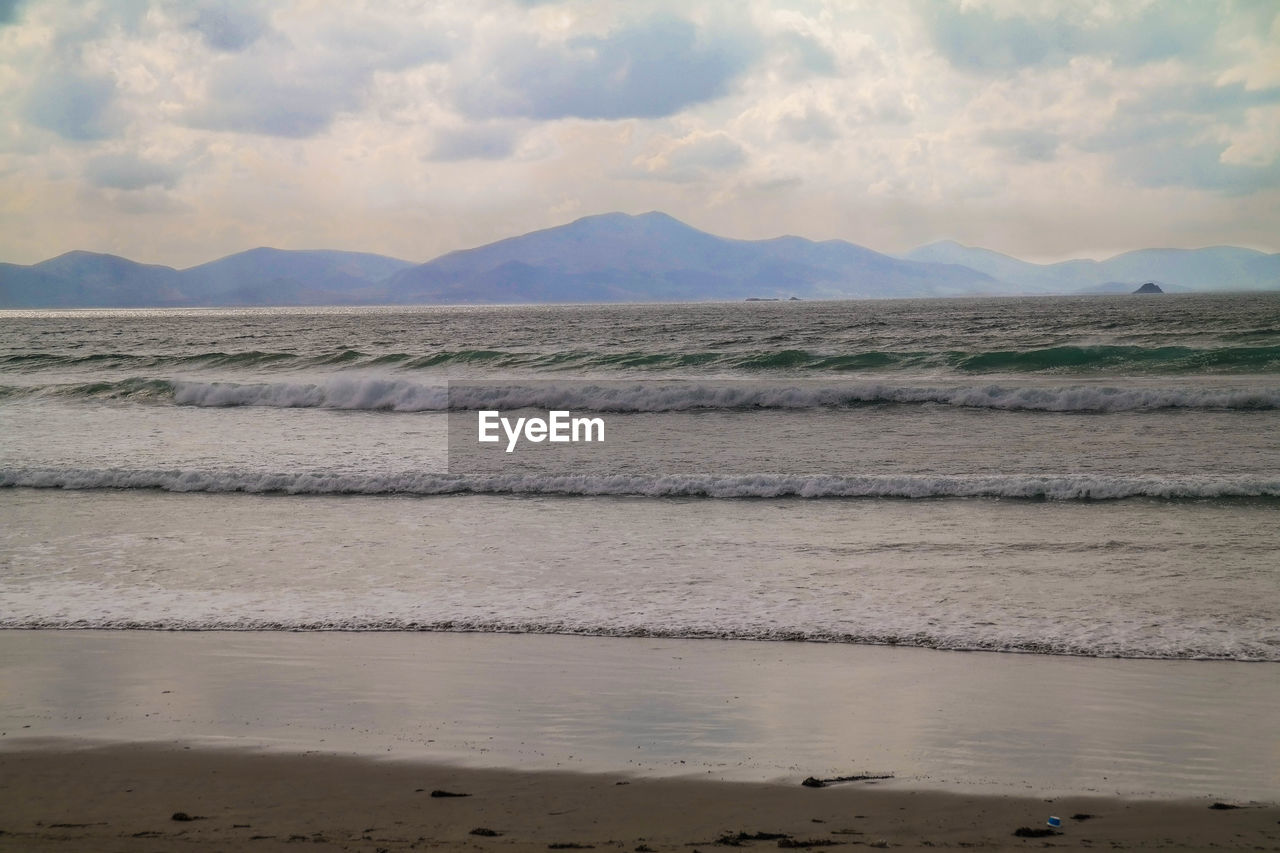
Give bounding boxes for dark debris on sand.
[777,839,846,849]
[715,830,791,845]
[429,789,470,798]
[1013,826,1061,837]
[801,774,894,788]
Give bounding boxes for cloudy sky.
[1,0,1277,267]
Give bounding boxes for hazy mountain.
[386,211,1001,302]
[0,252,184,307]
[0,248,413,308]
[2,213,1276,308]
[903,240,1279,293]
[1093,247,1280,292]
[182,248,414,304]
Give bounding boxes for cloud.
[181,1,271,52]
[98,186,190,215]
[776,30,837,77]
[454,16,759,120]
[923,4,1075,72]
[84,153,181,190]
[182,11,450,137]
[22,71,117,141]
[778,104,840,144]
[922,0,1219,73]
[1083,82,1280,191]
[980,128,1060,162]
[1221,105,1280,166]
[429,124,522,161]
[635,131,746,182]
[0,0,25,26]
[185,59,366,138]
[1133,81,1280,118]
[1114,141,1280,194]
[1,0,1276,266]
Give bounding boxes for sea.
[2,293,1279,661]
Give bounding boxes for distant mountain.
[1,213,1276,308]
[0,248,413,308]
[385,211,1000,303]
[903,240,1280,293]
[182,248,414,305]
[0,252,185,307]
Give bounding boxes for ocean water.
[2,294,1279,660]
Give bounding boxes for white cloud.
[451,15,762,120]
[176,0,271,53]
[22,69,118,140]
[84,152,181,189]
[0,0,1276,267]
[1220,105,1280,167]
[634,130,747,182]
[428,123,523,161]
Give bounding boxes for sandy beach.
[2,741,1278,852]
[2,630,1278,850]
[5,630,1279,796]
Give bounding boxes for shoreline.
[2,740,1277,852]
[3,630,1278,801]
[8,624,1280,662]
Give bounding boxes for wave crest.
[6,378,1279,412]
[4,467,1278,500]
[4,343,1280,374]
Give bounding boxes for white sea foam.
[3,466,1278,499]
[161,378,1280,412]
[172,378,450,410]
[2,583,1275,661]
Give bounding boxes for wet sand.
[2,741,1277,852]
[2,630,1278,850]
[3,630,1278,799]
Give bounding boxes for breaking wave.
[4,343,1280,374]
[2,615,1272,660]
[4,377,1280,412]
[4,467,1278,500]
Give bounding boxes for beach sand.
[2,630,1278,851]
[2,742,1278,852]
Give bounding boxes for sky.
[0,0,1277,268]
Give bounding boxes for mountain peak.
[41,249,129,264]
[568,210,694,230]
[35,250,176,274]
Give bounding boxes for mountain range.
[2,211,1276,308]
